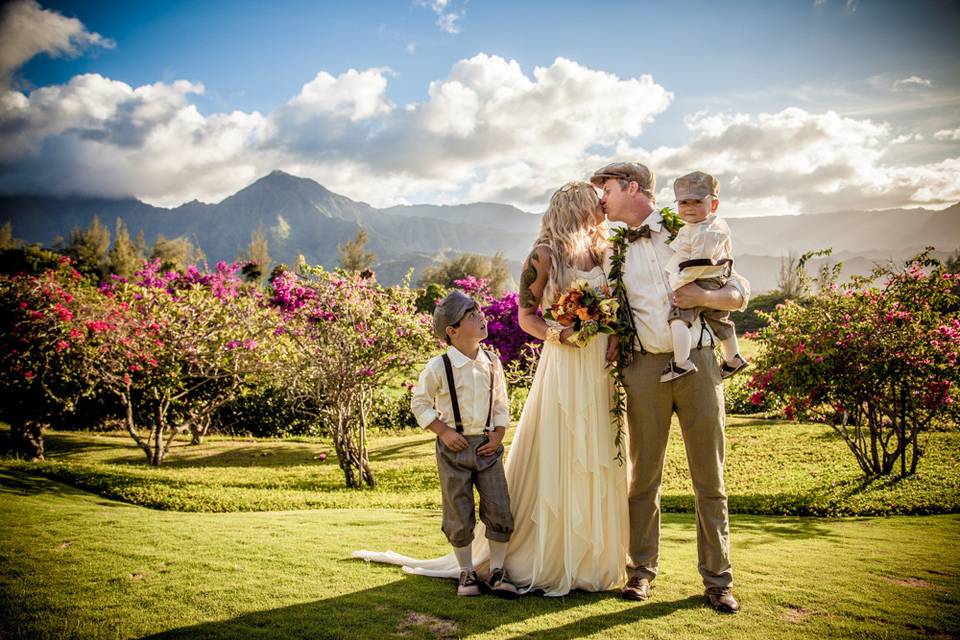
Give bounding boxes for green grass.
[1,468,957,639]
[5,418,958,516]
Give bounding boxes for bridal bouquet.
[544,279,619,347]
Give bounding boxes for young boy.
[410,290,518,598]
[660,171,749,382]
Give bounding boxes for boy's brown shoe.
[487,568,519,599]
[621,576,651,601]
[457,569,481,597]
[705,587,740,613]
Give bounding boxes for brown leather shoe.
[705,587,740,614]
[621,576,651,601]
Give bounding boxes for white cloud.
[869,74,935,93]
[0,0,114,89]
[287,68,392,121]
[624,107,960,215]
[1,50,957,214]
[894,75,934,90]
[934,127,960,141]
[0,54,673,208]
[416,0,464,34]
[406,42,416,54]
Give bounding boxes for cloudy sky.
[1,0,958,215]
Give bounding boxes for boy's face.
[677,197,719,223]
[447,306,487,344]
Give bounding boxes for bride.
[355,181,628,596]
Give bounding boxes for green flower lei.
[606,206,682,465]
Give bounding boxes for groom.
[591,162,748,614]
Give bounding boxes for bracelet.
[545,325,563,345]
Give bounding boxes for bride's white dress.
[354,267,628,596]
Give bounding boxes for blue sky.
[2,0,959,214]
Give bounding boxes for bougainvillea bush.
[0,259,100,459]
[749,250,959,478]
[270,267,434,488]
[83,260,288,465]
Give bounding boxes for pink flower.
[56,340,70,352]
[129,364,142,372]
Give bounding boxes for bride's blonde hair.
[533,181,607,307]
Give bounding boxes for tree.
[749,249,960,478]
[338,227,376,273]
[243,225,271,283]
[85,261,285,463]
[777,250,801,299]
[0,260,98,459]
[107,218,142,277]
[419,252,513,297]
[64,216,110,280]
[150,235,205,272]
[0,221,21,250]
[272,267,434,488]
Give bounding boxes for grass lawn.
[1,468,958,640]
[5,418,958,516]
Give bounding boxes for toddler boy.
[661,171,749,382]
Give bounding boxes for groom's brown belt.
[441,350,494,433]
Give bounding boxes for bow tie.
[626,225,651,242]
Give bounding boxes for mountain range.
[2,170,958,292]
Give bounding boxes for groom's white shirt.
[615,211,750,354]
[411,346,510,436]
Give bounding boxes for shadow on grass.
[369,438,434,462]
[97,442,330,469]
[0,468,125,507]
[40,430,130,457]
[140,575,706,640]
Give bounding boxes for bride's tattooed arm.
[517,246,569,342]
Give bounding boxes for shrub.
[84,260,287,464]
[724,373,777,415]
[750,249,960,478]
[0,259,100,458]
[271,268,434,488]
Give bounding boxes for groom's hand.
[438,426,469,452]
[606,335,620,363]
[672,283,708,309]
[673,282,744,311]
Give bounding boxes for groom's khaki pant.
[623,347,733,589]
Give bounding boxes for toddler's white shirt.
[665,215,734,291]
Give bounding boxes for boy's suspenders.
[440,351,494,433]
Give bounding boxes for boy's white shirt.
[605,211,750,354]
[664,215,734,291]
[411,345,510,436]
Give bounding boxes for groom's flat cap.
[433,290,478,339]
[674,171,719,201]
[590,162,655,193]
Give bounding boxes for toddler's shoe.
[660,358,698,382]
[720,354,749,379]
[457,569,481,597]
[487,568,519,599]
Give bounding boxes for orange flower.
[576,307,591,321]
[557,312,576,326]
